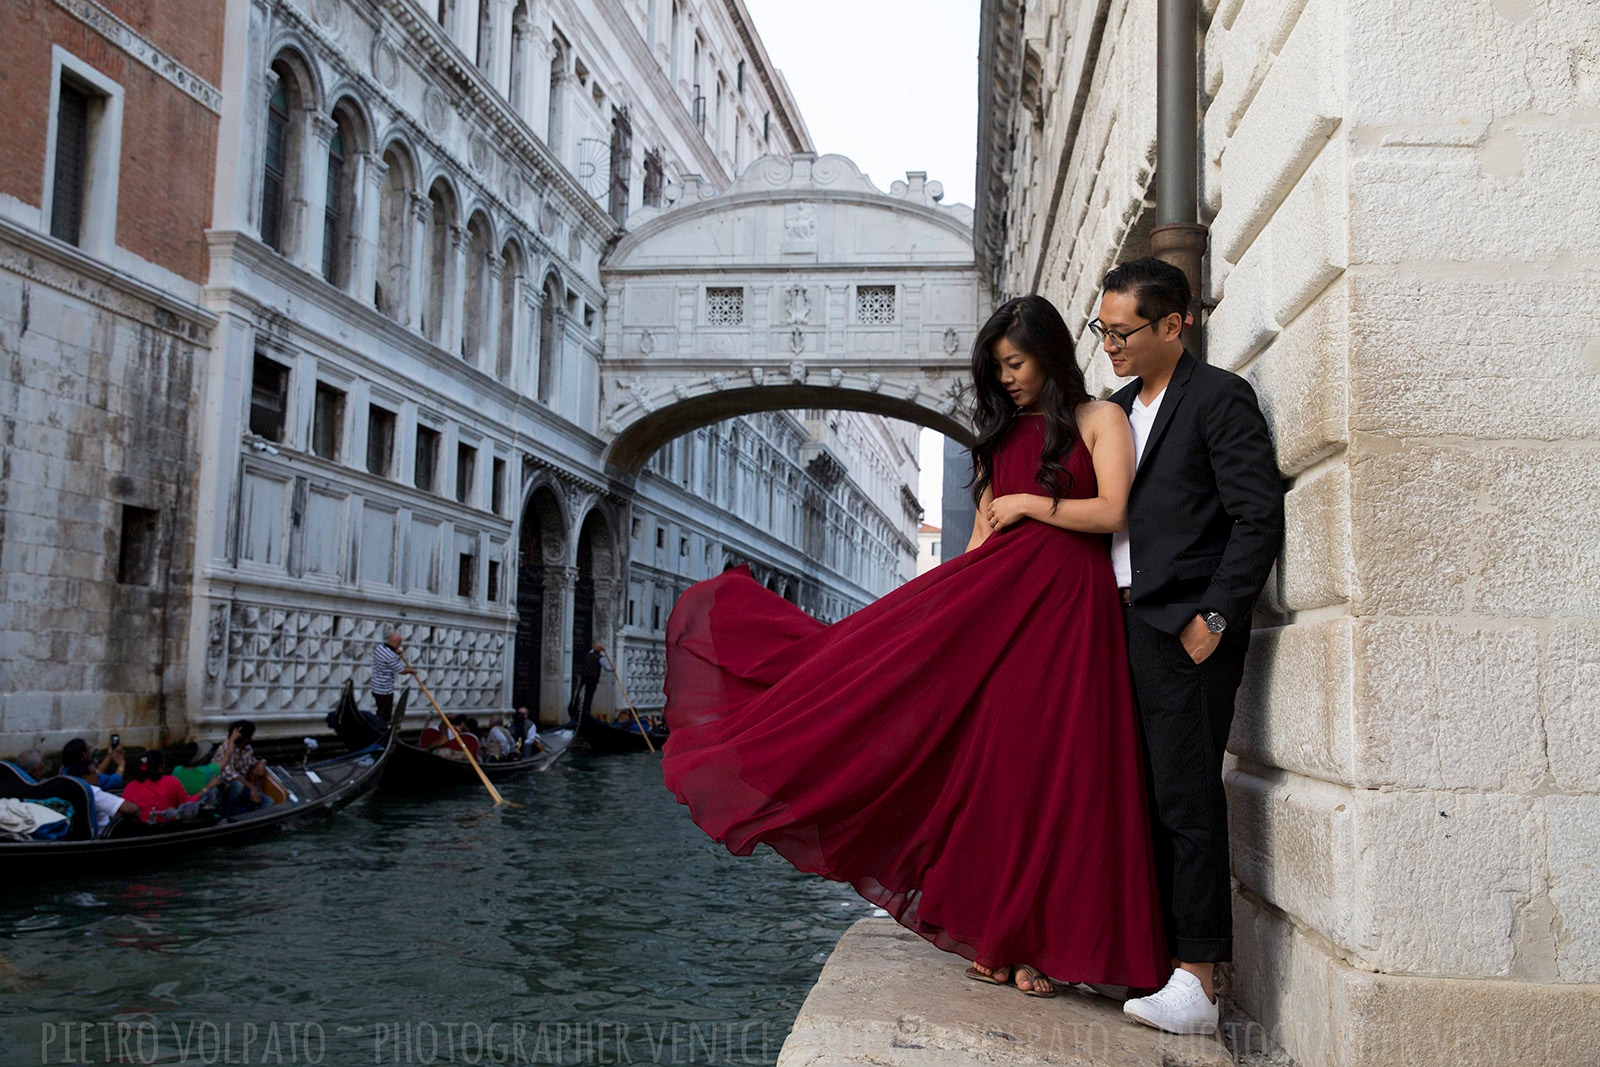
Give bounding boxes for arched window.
[538,274,561,404]
[261,65,298,252]
[498,241,523,382]
[423,180,456,345]
[375,143,413,319]
[462,212,492,362]
[322,122,348,284]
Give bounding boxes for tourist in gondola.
[12,749,46,783]
[511,708,542,754]
[121,752,208,823]
[60,737,125,790]
[216,720,272,817]
[484,715,517,761]
[662,294,1169,996]
[62,751,138,835]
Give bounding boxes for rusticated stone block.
[1545,796,1600,983]
[1233,619,1355,785]
[1350,123,1600,266]
[1543,623,1600,793]
[1213,0,1342,262]
[1206,236,1278,373]
[1230,769,1544,977]
[1228,768,1355,949]
[1244,279,1349,477]
[1347,270,1600,443]
[1268,135,1347,329]
[1345,0,1600,125]
[1352,619,1547,791]
[1233,892,1600,1067]
[1350,439,1600,618]
[1278,463,1350,612]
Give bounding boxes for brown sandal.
[965,964,1011,985]
[1013,964,1057,998]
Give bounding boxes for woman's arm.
[965,486,995,553]
[986,402,1134,534]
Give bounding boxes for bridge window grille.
[856,285,895,324]
[706,287,744,326]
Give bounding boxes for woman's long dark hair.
[968,295,1091,505]
[129,751,166,783]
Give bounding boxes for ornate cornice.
[52,0,224,113]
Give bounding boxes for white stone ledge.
[777,919,1231,1067]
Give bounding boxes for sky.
[741,0,981,525]
[742,0,980,206]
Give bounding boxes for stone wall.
[980,0,1600,1062]
[0,225,210,752]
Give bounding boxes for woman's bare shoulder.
[1077,399,1130,432]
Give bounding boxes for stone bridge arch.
[599,154,989,473]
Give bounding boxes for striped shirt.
[371,643,402,695]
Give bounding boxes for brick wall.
[0,0,219,284]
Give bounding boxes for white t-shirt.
[88,784,125,836]
[1112,389,1167,588]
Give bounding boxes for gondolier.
[565,643,610,725]
[371,629,415,723]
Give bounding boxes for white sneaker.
[1122,968,1219,1035]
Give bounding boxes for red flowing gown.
[661,415,1169,986]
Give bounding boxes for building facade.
[0,0,222,751]
[979,1,1600,1063]
[0,0,932,752]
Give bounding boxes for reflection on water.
[0,752,873,1065]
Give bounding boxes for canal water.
[0,751,877,1066]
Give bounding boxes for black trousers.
[567,677,599,718]
[1124,608,1249,963]
[372,692,394,723]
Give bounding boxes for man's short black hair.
[1103,257,1191,324]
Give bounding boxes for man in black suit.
[1094,258,1284,1036]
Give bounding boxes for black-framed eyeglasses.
[1086,318,1155,350]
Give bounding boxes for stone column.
[297,110,335,272]
[541,563,576,718]
[520,283,542,396]
[407,192,430,333]
[353,151,386,304]
[481,254,504,376]
[488,0,514,96]
[445,222,468,357]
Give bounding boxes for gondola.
[328,682,569,791]
[574,710,668,754]
[0,690,396,879]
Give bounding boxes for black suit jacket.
[1111,352,1284,635]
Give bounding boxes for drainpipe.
[1150,0,1209,356]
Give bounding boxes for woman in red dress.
[662,295,1168,995]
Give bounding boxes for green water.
[0,751,875,1065]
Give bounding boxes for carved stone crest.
[943,327,960,354]
[784,285,811,325]
[789,327,805,354]
[639,329,654,355]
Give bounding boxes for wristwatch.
[1202,611,1228,634]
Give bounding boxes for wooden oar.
[606,665,657,754]
[401,655,506,806]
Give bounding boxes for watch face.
[1205,613,1226,634]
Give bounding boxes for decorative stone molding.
[51,0,224,113]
